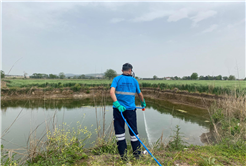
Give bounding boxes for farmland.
[2,78,246,96]
[2,78,245,88]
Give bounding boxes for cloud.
[202,24,218,33]
[130,10,173,22]
[110,18,125,23]
[3,3,81,31]
[167,8,189,22]
[190,10,217,26]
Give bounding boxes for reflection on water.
[1,98,210,151]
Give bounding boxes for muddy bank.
[1,87,222,109]
[141,88,223,109]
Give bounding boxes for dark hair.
[122,63,133,71]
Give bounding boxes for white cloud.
[3,3,81,31]
[190,10,217,26]
[167,8,189,22]
[202,24,218,33]
[110,18,125,23]
[130,10,173,22]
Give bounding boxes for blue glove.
[141,99,146,108]
[113,101,126,112]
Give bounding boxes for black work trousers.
[113,108,141,158]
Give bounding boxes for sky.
[1,2,245,78]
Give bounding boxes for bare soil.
[1,87,222,109]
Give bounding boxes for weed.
[1,145,19,166]
[27,122,91,165]
[199,156,221,166]
[167,125,187,151]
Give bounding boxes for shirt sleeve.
[135,80,141,94]
[110,77,117,88]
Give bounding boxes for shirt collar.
[122,74,132,77]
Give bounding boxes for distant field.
[3,78,246,88]
[3,79,112,88]
[139,80,246,88]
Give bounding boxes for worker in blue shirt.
[110,63,146,160]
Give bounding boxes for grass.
[1,86,246,165]
[2,79,246,88]
[2,78,246,96]
[2,126,245,166]
[76,144,246,166]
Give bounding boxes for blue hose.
[120,108,162,166]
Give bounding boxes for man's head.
[122,63,134,76]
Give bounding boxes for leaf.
[211,157,216,164]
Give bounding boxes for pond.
[1,98,210,151]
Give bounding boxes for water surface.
[1,98,210,151]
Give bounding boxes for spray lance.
[120,107,162,166]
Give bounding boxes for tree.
[216,75,222,80]
[191,73,198,80]
[77,74,86,79]
[153,75,158,80]
[182,76,189,80]
[244,77,246,81]
[59,72,66,79]
[73,76,77,79]
[30,73,48,79]
[223,76,228,80]
[49,74,58,79]
[104,69,117,79]
[208,75,213,80]
[174,76,179,80]
[199,76,204,80]
[228,75,236,80]
[1,70,5,78]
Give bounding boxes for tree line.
[1,70,246,81]
[153,72,244,80]
[29,73,91,79]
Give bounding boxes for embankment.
[1,87,223,109]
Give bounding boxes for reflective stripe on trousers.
[116,133,125,141]
[130,135,139,142]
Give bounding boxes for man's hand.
[141,99,146,108]
[113,101,126,112]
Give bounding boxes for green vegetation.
[191,72,198,80]
[168,125,187,151]
[2,123,245,166]
[104,69,117,79]
[29,122,90,166]
[2,79,246,95]
[1,70,5,78]
[1,93,246,165]
[153,75,158,80]
[3,79,245,89]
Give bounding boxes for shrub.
[167,125,187,151]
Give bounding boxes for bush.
[167,125,187,151]
[209,93,246,150]
[29,122,91,165]
[71,83,81,92]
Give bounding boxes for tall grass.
[208,90,246,149]
[3,79,245,96]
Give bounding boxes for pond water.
[1,98,210,151]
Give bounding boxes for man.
[110,63,146,160]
